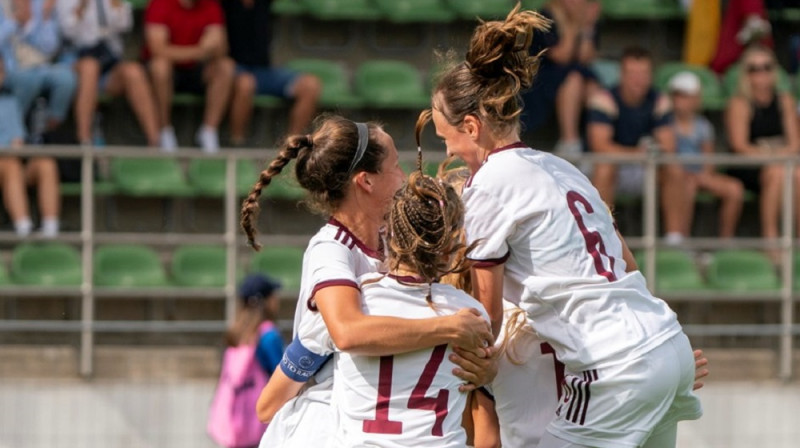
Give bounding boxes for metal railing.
[0,146,798,379]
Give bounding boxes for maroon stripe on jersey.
[328,217,384,261]
[307,279,359,311]
[363,355,403,435]
[469,250,510,268]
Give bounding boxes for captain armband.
[279,337,332,382]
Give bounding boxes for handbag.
[77,41,119,74]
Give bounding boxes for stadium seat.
[250,246,305,292]
[355,60,430,109]
[188,159,258,197]
[60,181,117,196]
[373,0,456,23]
[301,0,383,20]
[0,262,9,285]
[129,0,148,10]
[706,250,779,291]
[171,245,228,287]
[260,161,307,201]
[634,250,705,292]
[520,0,547,11]
[445,0,513,20]
[654,63,726,110]
[600,0,685,20]
[285,59,364,108]
[722,63,792,97]
[591,58,620,88]
[111,158,193,197]
[400,160,440,177]
[10,243,82,286]
[272,0,307,16]
[94,245,169,287]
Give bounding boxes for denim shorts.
[236,65,300,99]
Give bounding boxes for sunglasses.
[746,63,774,74]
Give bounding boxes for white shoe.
[554,140,583,159]
[160,126,178,152]
[196,126,220,154]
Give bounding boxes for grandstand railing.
[0,146,797,380]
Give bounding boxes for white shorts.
[259,378,334,448]
[544,332,702,448]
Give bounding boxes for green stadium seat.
[272,0,307,16]
[706,250,779,291]
[261,161,307,201]
[634,250,706,292]
[655,63,726,110]
[129,0,149,10]
[111,158,193,197]
[171,245,227,287]
[374,0,456,23]
[187,159,258,197]
[600,0,685,20]
[0,261,9,285]
[95,245,169,287]
[445,0,514,20]
[250,246,304,292]
[11,243,82,286]
[722,63,792,97]
[400,160,440,177]
[520,0,547,11]
[355,60,430,109]
[301,0,383,20]
[171,93,204,106]
[591,58,620,88]
[285,59,364,108]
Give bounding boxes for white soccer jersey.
[462,143,683,372]
[330,275,490,448]
[491,300,569,448]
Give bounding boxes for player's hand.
[450,308,493,351]
[450,344,499,392]
[693,349,709,390]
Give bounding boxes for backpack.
[207,322,273,448]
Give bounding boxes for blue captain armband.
[280,337,332,382]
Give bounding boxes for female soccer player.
[426,6,703,447]
[239,115,494,447]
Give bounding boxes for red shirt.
[142,0,225,64]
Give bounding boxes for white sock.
[41,217,60,238]
[196,125,220,154]
[160,126,178,152]
[14,217,33,237]
[665,232,684,245]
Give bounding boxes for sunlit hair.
[736,44,778,101]
[224,297,276,347]
[497,307,536,365]
[240,115,387,250]
[432,4,550,137]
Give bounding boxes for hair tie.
[347,122,369,176]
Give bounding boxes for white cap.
[668,71,701,95]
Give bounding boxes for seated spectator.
[144,0,235,153]
[222,0,320,145]
[669,71,744,238]
[0,58,60,237]
[521,0,601,156]
[725,45,800,261]
[0,0,77,138]
[710,0,773,74]
[57,0,162,149]
[587,46,687,244]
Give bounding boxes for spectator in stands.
[710,0,773,74]
[587,46,688,244]
[725,45,800,261]
[144,0,235,153]
[0,0,77,138]
[521,0,601,157]
[57,0,162,149]
[222,0,320,145]
[669,71,744,238]
[0,58,60,237]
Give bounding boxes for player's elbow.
[329,327,358,352]
[255,394,279,423]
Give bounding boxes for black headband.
[347,122,369,175]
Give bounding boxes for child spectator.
[669,71,744,238]
[207,273,284,448]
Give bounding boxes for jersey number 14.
[363,344,450,436]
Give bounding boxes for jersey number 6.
[363,344,450,436]
[566,191,618,282]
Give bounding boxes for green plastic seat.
[94,245,169,287]
[520,0,547,11]
[272,0,307,16]
[188,159,258,197]
[591,58,620,89]
[634,250,705,292]
[60,181,116,196]
[250,246,304,292]
[285,59,364,108]
[260,161,306,201]
[400,160,440,178]
[111,158,192,197]
[301,0,383,20]
[171,93,204,106]
[355,60,430,109]
[373,0,456,23]
[129,0,149,10]
[445,0,513,20]
[600,0,685,19]
[11,243,82,286]
[722,63,792,97]
[655,62,726,110]
[171,245,227,287]
[0,261,9,285]
[706,250,779,292]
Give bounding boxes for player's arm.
[463,390,501,448]
[617,229,638,272]
[470,264,505,338]
[144,24,206,63]
[255,368,302,423]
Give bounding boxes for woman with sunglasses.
[725,44,800,263]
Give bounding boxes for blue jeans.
[4,65,77,122]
